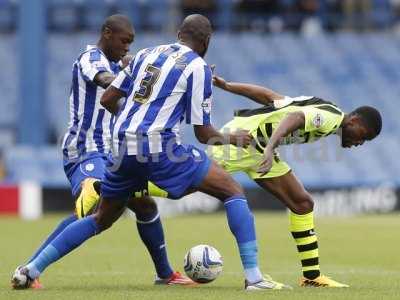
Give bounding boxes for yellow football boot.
[75,178,100,218]
[148,182,168,198]
[300,275,349,288]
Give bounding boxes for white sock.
[244,267,263,284]
[26,263,40,279]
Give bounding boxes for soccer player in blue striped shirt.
[12,14,191,289]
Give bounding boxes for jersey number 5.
[134,64,161,104]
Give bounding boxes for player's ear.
[103,26,112,40]
[349,114,360,125]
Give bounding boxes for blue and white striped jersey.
[62,45,121,160]
[111,43,212,155]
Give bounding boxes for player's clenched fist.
[212,75,228,90]
[120,54,134,68]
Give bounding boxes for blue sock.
[26,215,99,277]
[224,195,262,283]
[136,212,173,279]
[28,214,78,263]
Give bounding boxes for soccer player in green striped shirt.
[210,75,382,287]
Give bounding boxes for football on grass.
[184,244,223,283]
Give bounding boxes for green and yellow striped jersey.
[222,96,344,152]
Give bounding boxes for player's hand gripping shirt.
[111,43,212,156]
[62,45,121,160]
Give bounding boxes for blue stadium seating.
[0,0,16,32]
[80,0,111,31]
[0,33,398,188]
[47,0,80,31]
[1,1,399,33]
[0,34,17,126]
[4,145,67,186]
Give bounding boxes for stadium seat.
[47,0,80,32]
[80,0,112,31]
[114,0,142,29]
[4,146,67,185]
[0,0,16,32]
[0,34,17,125]
[140,0,170,31]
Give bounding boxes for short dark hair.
[351,106,382,139]
[179,14,212,44]
[101,14,132,33]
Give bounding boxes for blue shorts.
[63,152,107,197]
[101,144,211,200]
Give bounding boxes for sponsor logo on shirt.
[202,97,212,114]
[312,113,324,128]
[85,163,95,172]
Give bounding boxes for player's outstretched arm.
[258,111,305,175]
[213,75,284,105]
[194,124,252,147]
[100,86,125,114]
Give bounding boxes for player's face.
[109,27,134,62]
[341,118,370,148]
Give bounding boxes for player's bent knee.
[128,196,158,216]
[222,175,244,198]
[293,193,314,214]
[217,179,244,201]
[208,174,244,201]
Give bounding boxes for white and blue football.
[184,244,223,283]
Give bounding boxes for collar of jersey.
[86,44,107,58]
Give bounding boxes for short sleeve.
[111,64,134,96]
[185,64,212,125]
[79,50,110,82]
[303,107,343,134]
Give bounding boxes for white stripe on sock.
[136,212,160,224]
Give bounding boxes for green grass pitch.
[0,212,399,300]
